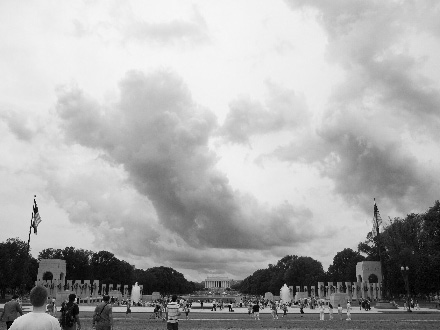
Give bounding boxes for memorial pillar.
[372,283,377,300]
[318,282,324,298]
[93,280,99,297]
[303,286,308,296]
[362,281,368,299]
[377,282,382,300]
[83,280,90,297]
[355,282,361,300]
[327,282,334,295]
[345,282,352,299]
[351,283,357,300]
[295,286,301,294]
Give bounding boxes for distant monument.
[204,277,231,289]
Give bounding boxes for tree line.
[0,243,203,298]
[234,201,440,298]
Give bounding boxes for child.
[328,303,333,320]
[338,304,343,320]
[319,303,325,321]
[346,301,351,320]
[271,302,278,320]
[183,303,190,320]
[282,304,288,317]
[125,301,132,319]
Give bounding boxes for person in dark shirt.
[60,293,81,330]
[252,303,260,320]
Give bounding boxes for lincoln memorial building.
[204,276,231,289]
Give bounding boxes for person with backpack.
[60,294,80,330]
[92,295,113,330]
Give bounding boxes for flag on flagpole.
[32,198,42,234]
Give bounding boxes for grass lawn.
[3,311,438,330]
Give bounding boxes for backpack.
[60,303,76,328]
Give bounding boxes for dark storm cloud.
[220,83,309,144]
[279,0,440,212]
[55,70,323,252]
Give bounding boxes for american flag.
[32,198,42,234]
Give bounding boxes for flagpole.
[26,212,33,257]
[374,198,388,302]
[22,196,37,296]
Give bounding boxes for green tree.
[0,238,37,297]
[283,256,325,287]
[327,248,364,282]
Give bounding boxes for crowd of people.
[2,285,433,330]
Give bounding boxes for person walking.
[92,295,113,330]
[60,294,81,330]
[270,302,278,320]
[282,304,288,317]
[166,295,181,330]
[346,301,352,320]
[9,286,60,330]
[0,294,23,329]
[319,303,325,321]
[125,301,132,320]
[252,302,260,320]
[328,303,333,320]
[337,304,343,320]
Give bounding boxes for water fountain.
[280,283,291,302]
[131,282,141,304]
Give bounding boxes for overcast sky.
[1,0,439,283]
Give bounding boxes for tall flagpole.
[21,196,36,295]
[374,198,387,301]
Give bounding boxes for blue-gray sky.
[0,0,439,282]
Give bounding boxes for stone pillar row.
[35,280,151,299]
[304,281,382,300]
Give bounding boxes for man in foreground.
[9,286,61,330]
[166,295,181,330]
[0,294,23,329]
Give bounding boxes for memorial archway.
[43,271,53,281]
[368,274,378,283]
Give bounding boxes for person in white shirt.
[10,286,61,330]
[346,301,351,320]
[166,295,181,330]
[319,303,325,321]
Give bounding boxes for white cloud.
[0,0,439,282]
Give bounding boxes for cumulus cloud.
[126,11,209,46]
[54,70,326,258]
[0,105,35,141]
[278,0,440,212]
[220,82,309,144]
